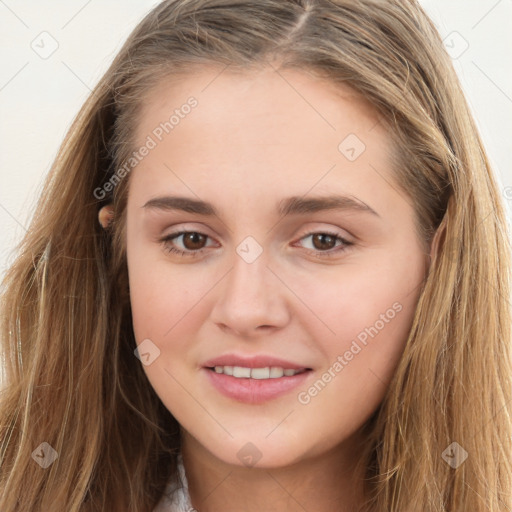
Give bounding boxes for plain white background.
[0,0,511,281]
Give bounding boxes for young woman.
[1,1,511,511]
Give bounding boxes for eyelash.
[159,230,354,259]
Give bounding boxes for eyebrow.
[142,194,380,218]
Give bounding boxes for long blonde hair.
[1,0,511,510]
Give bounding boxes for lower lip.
[203,368,313,404]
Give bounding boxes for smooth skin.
[125,64,434,512]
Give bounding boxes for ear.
[98,204,114,229]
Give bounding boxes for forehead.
[134,64,381,147]
[127,65,401,218]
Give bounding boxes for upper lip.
[202,354,312,370]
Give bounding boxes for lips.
[202,354,312,371]
[201,353,314,404]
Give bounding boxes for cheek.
[128,269,197,345]
[127,244,216,359]
[292,252,424,402]
[296,254,422,339]
[291,277,420,449]
[126,253,209,414]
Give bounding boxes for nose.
[209,247,291,338]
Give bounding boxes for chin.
[203,436,309,470]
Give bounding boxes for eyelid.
[161,223,353,243]
[292,229,354,255]
[160,230,218,254]
[295,224,354,243]
[159,226,355,259]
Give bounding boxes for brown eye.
[160,231,214,258]
[311,233,337,251]
[181,232,207,250]
[296,231,354,258]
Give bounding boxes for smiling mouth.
[206,366,312,379]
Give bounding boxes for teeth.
[212,366,304,379]
[269,367,284,378]
[233,366,251,378]
[251,367,270,379]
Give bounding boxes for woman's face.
[125,65,430,468]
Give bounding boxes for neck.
[180,430,368,512]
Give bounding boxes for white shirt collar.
[153,453,194,512]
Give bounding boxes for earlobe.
[98,204,114,229]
